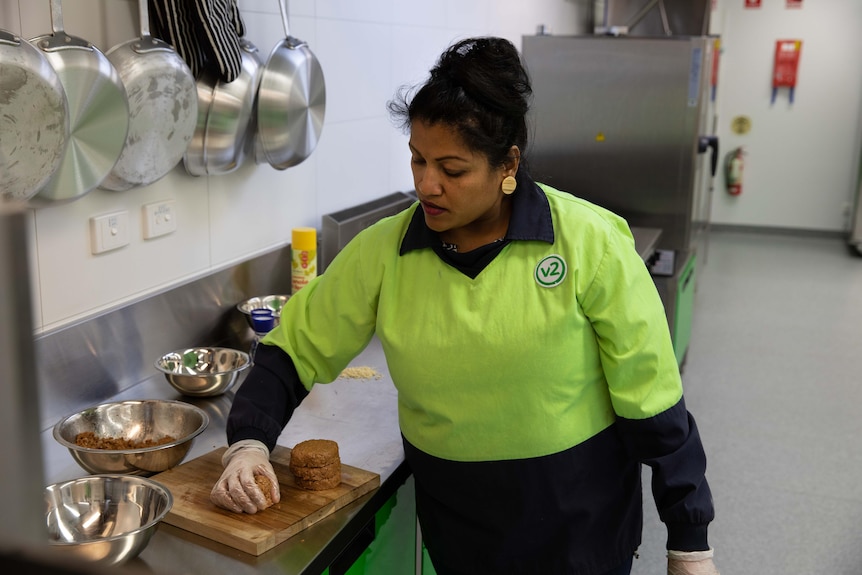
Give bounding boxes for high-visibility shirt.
[231,174,713,573]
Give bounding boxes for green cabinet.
[324,476,417,575]
[653,250,697,367]
[672,253,697,366]
[422,545,437,575]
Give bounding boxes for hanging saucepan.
[255,0,326,170]
[29,0,129,205]
[184,38,263,176]
[100,0,198,191]
[0,27,68,202]
[183,71,217,177]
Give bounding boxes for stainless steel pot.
[29,0,129,205]
[184,38,263,176]
[255,0,325,170]
[100,0,198,191]
[0,27,68,202]
[183,72,217,177]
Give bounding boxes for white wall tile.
[208,154,319,266]
[315,118,394,217]
[388,128,414,194]
[389,26,455,91]
[25,209,42,329]
[391,0,445,28]
[0,1,21,32]
[444,0,490,31]
[316,0,395,24]
[34,167,211,329]
[315,19,392,124]
[239,0,317,18]
[243,11,317,58]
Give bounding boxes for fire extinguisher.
[724,146,745,196]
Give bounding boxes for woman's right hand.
[210,439,280,513]
[667,549,720,575]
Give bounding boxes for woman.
[211,37,720,575]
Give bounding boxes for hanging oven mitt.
[149,0,245,82]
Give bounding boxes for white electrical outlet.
[90,211,131,255]
[143,200,177,239]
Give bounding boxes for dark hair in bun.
[389,37,532,168]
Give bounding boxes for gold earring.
[501,176,517,195]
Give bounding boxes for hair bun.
[387,36,532,167]
[435,37,530,117]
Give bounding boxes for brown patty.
[294,473,341,491]
[290,460,341,481]
[290,439,340,468]
[254,474,275,508]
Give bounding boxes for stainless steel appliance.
[594,0,711,36]
[849,144,862,256]
[0,205,45,547]
[320,192,416,271]
[523,33,718,257]
[522,34,719,364]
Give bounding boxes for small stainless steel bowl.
[155,346,250,397]
[53,399,208,476]
[45,474,173,566]
[237,294,290,329]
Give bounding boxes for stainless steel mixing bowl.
[155,346,251,397]
[53,399,208,476]
[237,294,290,329]
[45,474,172,566]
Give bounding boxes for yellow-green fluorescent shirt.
[263,185,682,462]
[238,175,713,570]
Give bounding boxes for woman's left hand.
[667,549,720,575]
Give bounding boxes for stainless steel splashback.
[34,246,293,433]
[321,192,416,271]
[36,191,420,436]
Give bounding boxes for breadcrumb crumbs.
[338,366,382,380]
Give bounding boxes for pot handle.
[277,0,307,48]
[50,0,65,35]
[278,0,291,38]
[134,0,174,54]
[0,29,20,46]
[39,0,92,52]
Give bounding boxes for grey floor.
[631,229,862,575]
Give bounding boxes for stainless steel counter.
[35,227,663,574]
[41,338,406,575]
[631,226,663,262]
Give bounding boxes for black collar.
[399,171,554,255]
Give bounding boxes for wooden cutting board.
[151,445,380,555]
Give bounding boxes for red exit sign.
[745,0,761,7]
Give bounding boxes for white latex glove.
[668,549,720,575]
[210,439,280,514]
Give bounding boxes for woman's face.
[409,120,516,244]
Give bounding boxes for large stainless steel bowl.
[53,399,208,476]
[237,294,290,329]
[155,347,251,397]
[45,475,172,566]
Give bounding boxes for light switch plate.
[143,200,177,239]
[90,211,130,255]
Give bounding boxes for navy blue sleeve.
[615,396,714,551]
[226,343,310,452]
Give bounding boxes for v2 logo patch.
[534,255,567,288]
